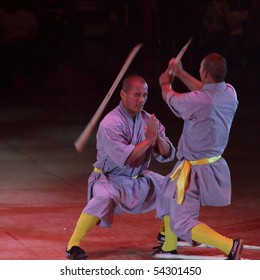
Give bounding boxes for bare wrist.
[161,83,172,93]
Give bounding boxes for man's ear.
[202,69,208,80]
[120,89,125,99]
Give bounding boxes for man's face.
[121,81,148,118]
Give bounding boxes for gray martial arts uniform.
[83,101,175,227]
[156,82,238,244]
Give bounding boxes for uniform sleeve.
[165,90,202,120]
[98,120,135,167]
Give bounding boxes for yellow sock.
[159,220,165,235]
[191,223,233,255]
[162,215,178,252]
[67,213,99,250]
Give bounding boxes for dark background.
[0,1,259,261]
[0,0,259,157]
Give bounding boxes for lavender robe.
[157,82,238,243]
[83,101,175,227]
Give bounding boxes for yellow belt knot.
[170,156,221,205]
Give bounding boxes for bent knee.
[93,184,111,199]
[171,218,191,237]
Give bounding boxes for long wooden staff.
[74,43,143,153]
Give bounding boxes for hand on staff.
[159,58,183,94]
[159,71,173,87]
[167,57,183,78]
[159,58,182,86]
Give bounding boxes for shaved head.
[201,53,227,82]
[122,75,148,92]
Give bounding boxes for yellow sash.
[94,167,102,173]
[170,156,221,204]
[94,167,138,178]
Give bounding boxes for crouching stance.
[66,75,175,259]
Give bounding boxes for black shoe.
[157,233,165,244]
[157,233,198,246]
[152,246,178,259]
[66,246,88,260]
[226,239,244,260]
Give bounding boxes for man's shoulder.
[101,107,123,126]
[225,83,236,92]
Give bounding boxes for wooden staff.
[74,43,143,153]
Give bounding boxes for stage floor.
[0,83,259,261]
